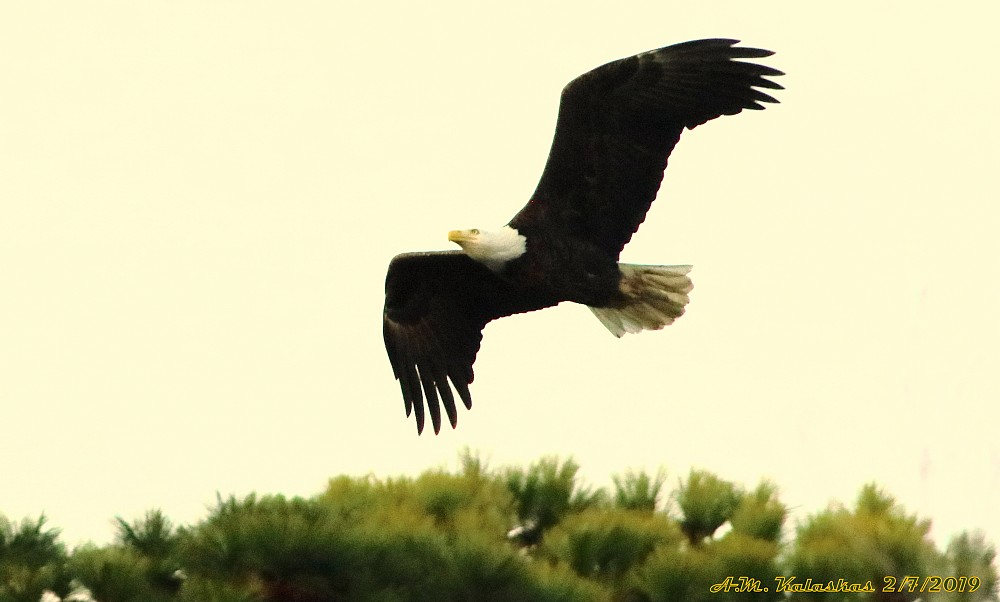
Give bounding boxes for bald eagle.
[383,39,782,434]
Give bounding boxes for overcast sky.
[2,2,998,552]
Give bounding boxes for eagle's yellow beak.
[448,230,470,243]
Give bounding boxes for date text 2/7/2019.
[883,575,982,594]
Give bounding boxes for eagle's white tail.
[588,264,693,338]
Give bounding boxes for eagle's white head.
[448,225,527,272]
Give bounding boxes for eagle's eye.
[471,229,480,235]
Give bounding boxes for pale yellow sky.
[2,1,998,552]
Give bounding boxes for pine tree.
[611,470,667,513]
[788,483,941,602]
[3,454,996,602]
[0,514,69,602]
[674,470,742,547]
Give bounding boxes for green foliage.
[0,515,68,602]
[674,469,743,546]
[788,483,943,602]
[175,577,259,602]
[542,509,680,584]
[704,533,783,602]
[503,456,605,539]
[115,509,177,560]
[175,469,600,601]
[729,480,785,542]
[636,543,711,602]
[636,532,784,602]
[1,456,996,602]
[111,509,183,597]
[611,470,667,512]
[69,544,174,602]
[928,531,999,602]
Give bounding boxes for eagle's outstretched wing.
[509,39,783,256]
[382,251,557,434]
